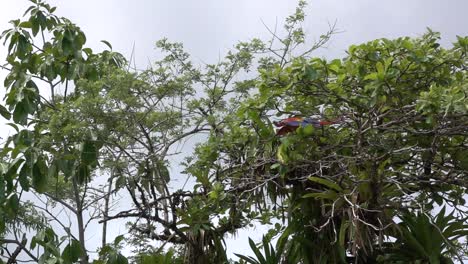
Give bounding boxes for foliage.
[1,0,467,263]
[222,31,468,263]
[93,235,128,264]
[0,0,124,262]
[235,236,283,264]
[380,208,468,263]
[136,249,184,264]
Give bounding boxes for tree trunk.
[102,170,114,248]
[73,178,88,264]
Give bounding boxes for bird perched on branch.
[274,116,343,136]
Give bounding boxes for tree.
[1,1,335,263]
[50,2,337,263]
[206,31,468,263]
[1,0,467,263]
[0,0,124,263]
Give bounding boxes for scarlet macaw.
[274,116,342,136]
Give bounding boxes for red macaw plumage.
[274,116,342,136]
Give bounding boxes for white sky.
[1,0,468,261]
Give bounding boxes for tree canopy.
[0,0,467,263]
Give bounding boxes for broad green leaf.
[109,254,128,264]
[81,140,98,167]
[19,21,32,28]
[0,105,11,119]
[61,239,82,264]
[302,190,338,200]
[76,164,89,184]
[376,61,385,75]
[12,101,28,124]
[157,163,170,183]
[234,253,260,264]
[115,176,126,190]
[5,157,24,181]
[305,65,318,80]
[18,163,30,191]
[338,220,349,248]
[454,150,468,170]
[276,144,289,164]
[32,157,48,193]
[248,237,266,264]
[113,235,125,246]
[308,176,343,192]
[62,32,74,56]
[303,124,314,136]
[7,194,20,214]
[47,161,58,180]
[101,40,112,50]
[57,159,74,179]
[270,163,280,170]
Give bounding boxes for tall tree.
[1,0,467,263]
[0,0,124,263]
[212,31,468,263]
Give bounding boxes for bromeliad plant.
[381,208,468,263]
[235,236,284,264]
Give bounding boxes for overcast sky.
[2,0,468,66]
[1,0,468,261]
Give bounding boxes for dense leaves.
[1,0,467,263]
[221,31,468,263]
[0,0,124,262]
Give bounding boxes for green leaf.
[157,163,170,182]
[76,164,90,184]
[302,190,338,200]
[376,61,385,74]
[57,158,74,180]
[276,143,289,164]
[16,35,31,59]
[109,254,128,264]
[30,16,40,36]
[113,235,125,246]
[101,40,112,50]
[262,236,271,260]
[62,30,75,56]
[248,237,266,264]
[32,157,48,193]
[48,161,58,179]
[7,194,20,214]
[454,150,468,170]
[303,124,314,136]
[339,220,349,247]
[305,65,318,80]
[12,101,28,124]
[5,157,24,181]
[364,72,378,81]
[234,253,260,264]
[19,21,32,28]
[76,31,86,48]
[0,105,11,119]
[270,163,280,170]
[80,140,98,167]
[18,163,30,191]
[61,239,82,264]
[308,176,343,192]
[115,176,126,190]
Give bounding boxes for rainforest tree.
[1,0,467,263]
[0,0,125,263]
[215,30,468,263]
